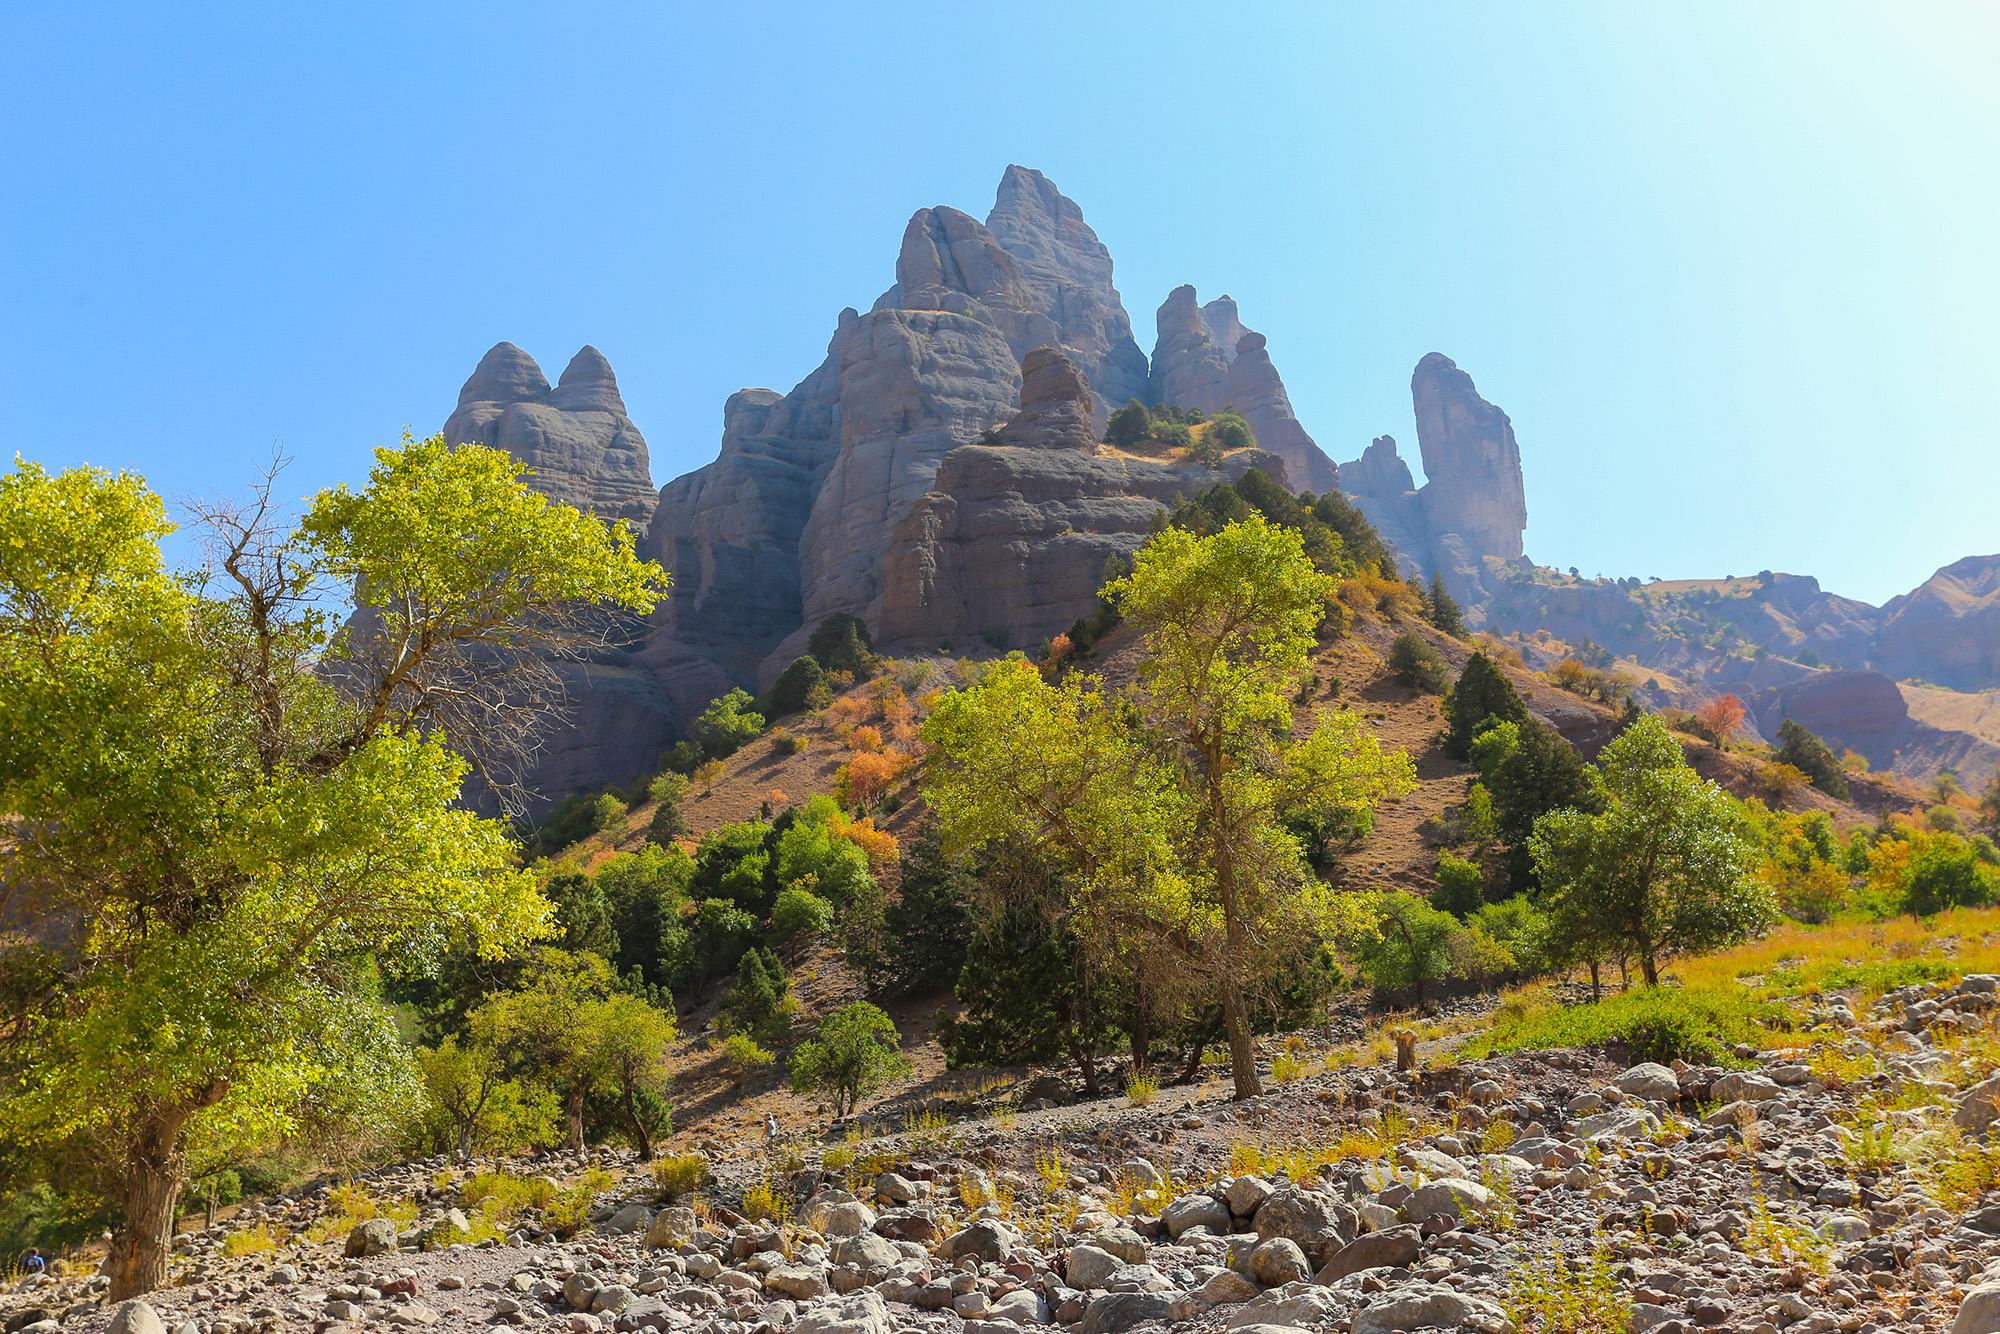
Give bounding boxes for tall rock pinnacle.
[1411,352,1527,561]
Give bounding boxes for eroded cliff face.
[878,348,1287,651]
[1146,286,1339,493]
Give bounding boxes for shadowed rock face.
[879,348,1287,650]
[1146,286,1339,493]
[443,343,657,535]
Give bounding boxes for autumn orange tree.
[1696,693,1747,746]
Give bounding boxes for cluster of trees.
[1104,401,1256,466]
[922,515,1415,1098]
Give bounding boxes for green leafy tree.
[415,1038,506,1163]
[789,1002,913,1117]
[806,614,873,676]
[1982,774,2000,836]
[1471,719,1598,893]
[773,798,875,908]
[0,440,663,1297]
[1435,853,1487,916]
[1774,719,1851,799]
[924,516,1410,1099]
[1105,400,1152,449]
[645,772,689,846]
[585,994,676,1160]
[1426,573,1465,636]
[938,899,1120,1096]
[721,947,792,1043]
[691,688,765,758]
[1352,892,1459,1002]
[769,886,835,942]
[1443,651,1529,758]
[468,949,615,1152]
[870,823,977,995]
[596,845,697,989]
[762,655,826,718]
[414,1040,556,1161]
[544,871,619,958]
[1532,716,1774,985]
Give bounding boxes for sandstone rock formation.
[443,343,657,534]
[1337,355,1529,605]
[879,348,1286,650]
[1146,286,1338,492]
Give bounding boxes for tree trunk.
[456,1117,475,1164]
[108,1113,189,1300]
[1219,977,1260,1100]
[621,1079,653,1160]
[1175,1037,1205,1085]
[1588,959,1601,1001]
[1129,990,1151,1075]
[565,1086,586,1152]
[1640,952,1659,987]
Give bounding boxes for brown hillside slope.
[540,604,1907,1155]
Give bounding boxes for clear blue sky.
[4,3,1994,604]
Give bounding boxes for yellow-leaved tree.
[0,436,668,1296]
[923,515,1413,1099]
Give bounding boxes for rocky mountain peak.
[441,342,656,534]
[891,206,1019,307]
[1147,285,1337,492]
[456,341,550,408]
[548,345,627,414]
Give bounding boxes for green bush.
[716,1034,774,1085]
[762,656,826,719]
[807,614,873,676]
[1435,853,1486,916]
[1206,411,1256,452]
[1460,986,1791,1067]
[1105,400,1151,449]
[769,886,834,941]
[1390,631,1451,694]
[692,689,765,759]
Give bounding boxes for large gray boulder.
[1253,1187,1353,1266]
[343,1217,400,1258]
[1352,1283,1511,1333]
[1080,1292,1174,1334]
[1315,1225,1423,1281]
[105,1303,163,1334]
[1957,1075,2000,1133]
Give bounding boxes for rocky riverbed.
[15,975,2000,1334]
